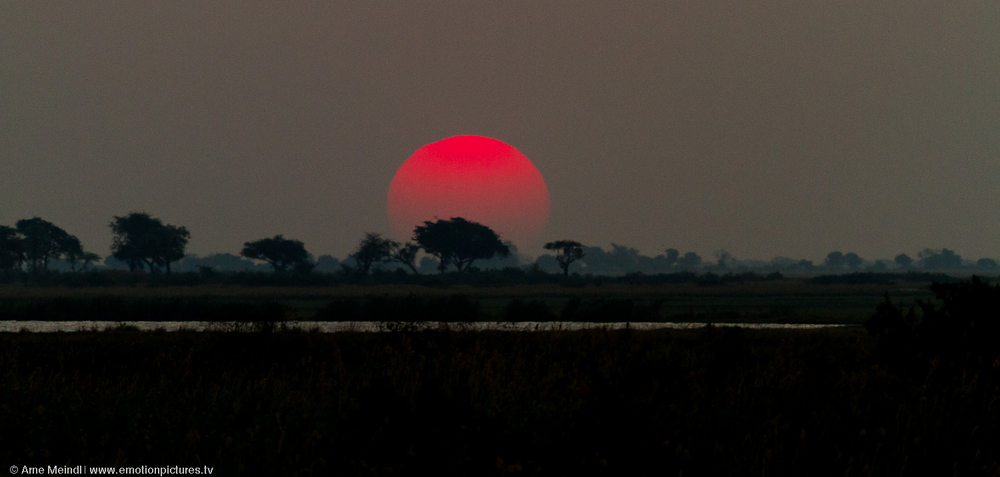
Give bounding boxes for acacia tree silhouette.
[389,241,421,275]
[414,217,509,273]
[15,217,95,275]
[0,225,24,276]
[544,240,585,277]
[241,235,311,272]
[59,235,100,272]
[109,212,190,274]
[350,232,396,277]
[16,217,71,275]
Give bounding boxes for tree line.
[0,213,514,280]
[2,213,198,277]
[1,218,101,277]
[1,212,997,282]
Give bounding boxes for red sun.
[387,135,550,246]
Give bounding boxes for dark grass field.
[3,277,997,475]
[0,278,938,324]
[3,325,998,476]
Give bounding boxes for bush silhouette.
[867,276,1000,362]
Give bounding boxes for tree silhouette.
[544,240,585,277]
[894,253,913,269]
[109,212,190,273]
[241,235,310,272]
[315,255,342,274]
[869,259,889,271]
[713,249,732,269]
[418,256,440,274]
[413,217,509,273]
[676,251,702,270]
[844,252,863,270]
[976,258,999,271]
[824,251,845,268]
[350,232,396,276]
[16,217,73,275]
[389,241,421,275]
[608,244,642,272]
[919,248,962,270]
[665,248,680,267]
[0,225,24,276]
[59,235,100,272]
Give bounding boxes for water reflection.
[0,321,851,333]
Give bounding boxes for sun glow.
[387,135,550,246]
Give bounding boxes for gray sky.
[2,2,998,262]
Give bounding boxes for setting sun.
[387,135,550,246]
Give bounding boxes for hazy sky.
[3,2,998,262]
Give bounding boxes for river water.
[0,321,852,333]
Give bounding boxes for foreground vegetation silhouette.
[5,290,998,476]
